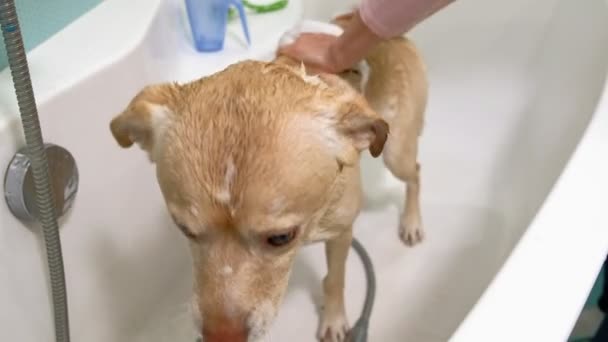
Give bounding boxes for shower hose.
[348,237,376,342]
[0,1,70,342]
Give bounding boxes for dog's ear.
[317,74,389,163]
[332,94,389,159]
[110,83,180,161]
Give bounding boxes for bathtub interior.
[0,0,607,341]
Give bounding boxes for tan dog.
[109,13,427,342]
[328,12,427,247]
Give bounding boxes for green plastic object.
[228,0,288,20]
[243,0,288,12]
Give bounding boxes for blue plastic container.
[185,0,251,52]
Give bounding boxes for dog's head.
[110,60,387,341]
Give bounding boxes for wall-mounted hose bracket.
[4,143,79,222]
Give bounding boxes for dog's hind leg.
[383,138,424,246]
[401,162,424,246]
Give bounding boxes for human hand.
[277,33,343,74]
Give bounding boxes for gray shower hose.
[0,1,70,341]
[348,237,375,342]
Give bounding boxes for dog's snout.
[202,316,248,342]
[202,327,248,342]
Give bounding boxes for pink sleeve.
[360,0,455,38]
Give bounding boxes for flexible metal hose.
[348,238,376,342]
[0,1,70,341]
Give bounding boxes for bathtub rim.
[451,70,608,341]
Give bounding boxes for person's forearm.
[328,11,381,72]
[360,0,456,38]
[329,0,456,72]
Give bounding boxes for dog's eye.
[266,228,297,247]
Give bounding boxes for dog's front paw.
[318,312,349,342]
[399,216,424,247]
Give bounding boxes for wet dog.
[109,12,427,342]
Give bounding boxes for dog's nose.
[202,323,248,342]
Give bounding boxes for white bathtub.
[1,0,608,341]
